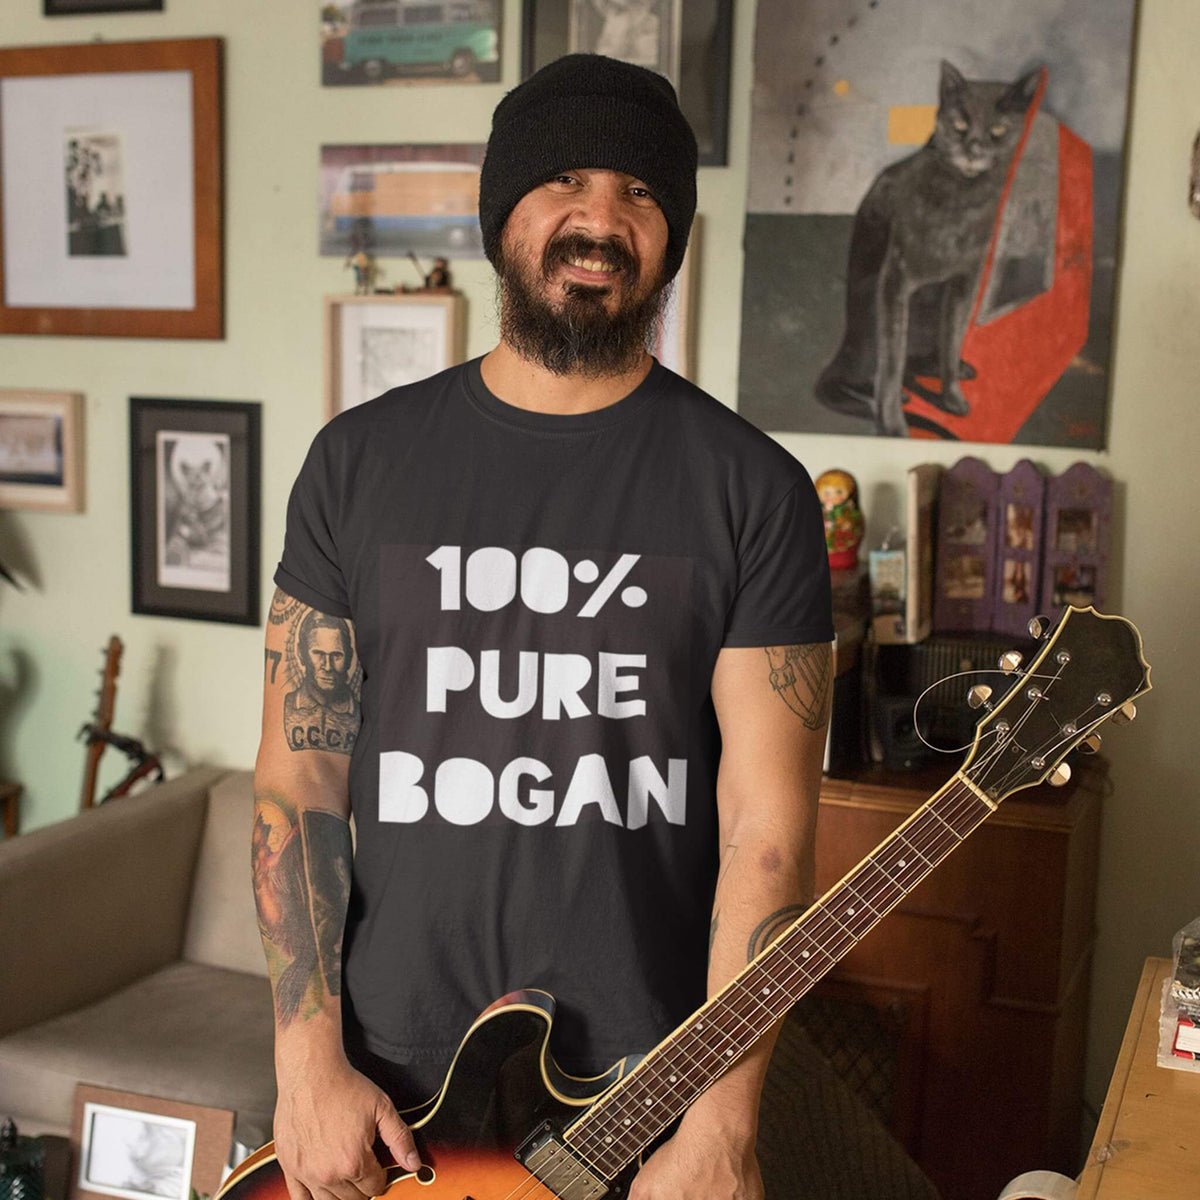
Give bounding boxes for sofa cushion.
[0,961,276,1137]
[183,770,268,978]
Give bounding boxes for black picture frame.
[129,397,260,625]
[45,0,163,14]
[521,0,733,167]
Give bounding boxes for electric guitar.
[216,605,1151,1200]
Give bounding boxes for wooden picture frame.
[324,292,467,420]
[130,396,260,625]
[70,1084,234,1200]
[0,37,223,338]
[933,456,999,634]
[651,215,699,380]
[521,0,733,166]
[1040,462,1111,615]
[45,0,164,13]
[0,388,85,512]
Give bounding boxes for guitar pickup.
[514,1123,609,1200]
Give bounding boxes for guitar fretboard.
[563,772,995,1178]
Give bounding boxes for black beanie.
[479,54,699,283]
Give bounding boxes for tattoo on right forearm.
[252,792,352,1026]
[747,903,808,961]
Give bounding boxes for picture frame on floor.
[0,37,222,338]
[129,397,260,625]
[70,1084,234,1200]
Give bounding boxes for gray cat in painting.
[816,61,1043,437]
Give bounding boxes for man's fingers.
[376,1104,422,1172]
[282,1172,316,1200]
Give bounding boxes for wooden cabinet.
[813,759,1104,1200]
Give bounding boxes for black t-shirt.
[275,356,833,1091]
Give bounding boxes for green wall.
[3,0,1198,1126]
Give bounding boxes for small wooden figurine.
[815,468,864,570]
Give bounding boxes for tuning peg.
[1080,734,1102,754]
[968,685,993,709]
[1112,702,1137,726]
[1047,762,1072,787]
[999,650,1023,674]
[1027,616,1050,639]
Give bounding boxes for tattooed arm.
[632,642,831,1200]
[254,587,421,1200]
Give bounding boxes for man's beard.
[494,230,672,378]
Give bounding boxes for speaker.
[875,694,932,771]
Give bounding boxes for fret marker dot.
[846,908,855,916]
[801,950,810,958]
[605,1136,613,1143]
[669,1074,677,1082]
[645,1098,652,1105]
[898,860,906,868]
[726,1048,734,1056]
[624,1118,632,1125]
[762,986,771,994]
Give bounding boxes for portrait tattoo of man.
[763,643,832,730]
[283,608,362,755]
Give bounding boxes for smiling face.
[494,167,673,377]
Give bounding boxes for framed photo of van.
[320,0,502,85]
[324,293,467,420]
[319,143,485,260]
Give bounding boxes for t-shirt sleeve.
[721,470,835,648]
[273,430,352,618]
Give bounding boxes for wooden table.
[1078,956,1200,1198]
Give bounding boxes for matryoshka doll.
[815,468,864,570]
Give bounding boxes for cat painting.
[816,61,1043,437]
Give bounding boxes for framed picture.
[319,144,486,261]
[0,388,85,512]
[521,0,733,166]
[650,214,699,379]
[70,1084,234,1200]
[45,1,164,13]
[320,0,502,86]
[324,293,467,420]
[0,37,223,338]
[130,397,260,624]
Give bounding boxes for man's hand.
[628,1108,764,1200]
[273,1052,422,1200]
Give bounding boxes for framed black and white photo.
[69,1085,234,1200]
[130,397,260,624]
[0,388,84,512]
[324,293,466,419]
[46,1,163,13]
[522,0,732,165]
[0,37,222,338]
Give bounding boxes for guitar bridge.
[514,1123,609,1200]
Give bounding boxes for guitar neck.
[564,770,998,1177]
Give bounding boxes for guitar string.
[576,696,1110,1171]
[565,731,1024,1169]
[567,737,1022,1167]
[498,679,1100,1194]
[496,744,1038,1200]
[568,695,1091,1170]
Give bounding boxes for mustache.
[541,232,637,284]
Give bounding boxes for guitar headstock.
[94,635,124,727]
[962,606,1150,803]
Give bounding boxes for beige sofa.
[0,768,275,1137]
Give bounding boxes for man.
[253,53,833,1200]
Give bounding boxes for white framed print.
[0,388,85,512]
[70,1085,234,1200]
[324,292,466,420]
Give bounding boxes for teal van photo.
[322,0,500,84]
